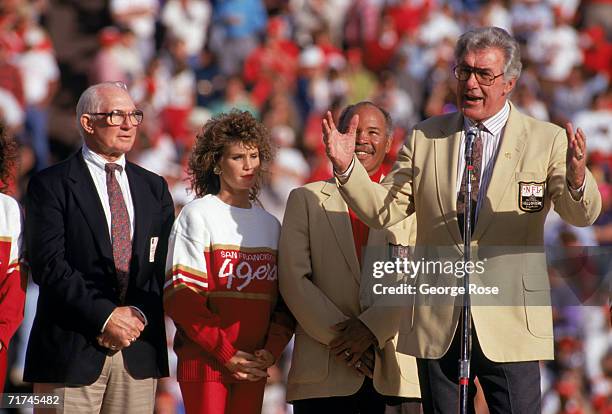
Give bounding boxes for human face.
[352,105,391,176]
[218,142,260,194]
[80,87,138,161]
[456,48,516,122]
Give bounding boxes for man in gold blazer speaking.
[323,27,602,413]
[279,102,420,413]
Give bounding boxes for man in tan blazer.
[323,28,602,413]
[279,102,420,413]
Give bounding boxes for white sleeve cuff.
[129,306,148,326]
[567,178,586,201]
[334,158,355,184]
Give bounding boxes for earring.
[213,166,221,175]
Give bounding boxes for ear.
[80,114,95,134]
[384,135,393,154]
[503,77,517,96]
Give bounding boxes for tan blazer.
[278,179,420,402]
[338,103,602,363]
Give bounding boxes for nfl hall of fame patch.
[518,181,545,212]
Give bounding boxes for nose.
[355,130,367,144]
[243,157,253,170]
[465,71,479,88]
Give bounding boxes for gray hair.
[337,101,394,138]
[76,81,129,139]
[454,27,522,81]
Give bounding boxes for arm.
[323,110,415,229]
[278,189,348,345]
[25,175,117,337]
[0,199,25,351]
[163,208,236,364]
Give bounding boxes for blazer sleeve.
[163,206,237,364]
[278,188,348,345]
[338,130,416,230]
[25,174,116,337]
[0,198,25,350]
[547,128,601,226]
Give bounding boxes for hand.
[354,347,375,378]
[99,307,145,350]
[322,110,358,174]
[225,350,269,382]
[329,317,377,367]
[565,122,586,189]
[254,349,275,369]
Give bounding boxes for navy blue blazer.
[24,150,174,385]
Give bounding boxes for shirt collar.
[82,143,127,173]
[463,101,510,136]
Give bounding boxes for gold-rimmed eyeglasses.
[453,65,504,86]
[89,110,144,126]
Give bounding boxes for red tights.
[180,380,266,414]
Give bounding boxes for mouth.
[355,147,374,159]
[242,174,255,179]
[463,94,483,104]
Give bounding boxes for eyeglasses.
[89,110,144,126]
[453,65,504,86]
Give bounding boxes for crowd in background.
[0,0,611,413]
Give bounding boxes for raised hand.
[565,122,586,189]
[322,110,358,174]
[253,349,275,369]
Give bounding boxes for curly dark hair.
[0,123,17,193]
[188,110,273,199]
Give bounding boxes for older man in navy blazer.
[24,82,174,413]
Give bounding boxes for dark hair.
[0,123,17,193]
[188,110,273,199]
[337,101,393,137]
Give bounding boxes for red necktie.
[457,125,483,237]
[105,163,132,303]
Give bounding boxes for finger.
[322,118,330,142]
[576,128,586,152]
[347,351,362,367]
[348,114,359,137]
[331,321,347,331]
[565,122,575,145]
[326,111,337,131]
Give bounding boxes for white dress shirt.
[82,144,135,239]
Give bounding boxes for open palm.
[322,111,358,174]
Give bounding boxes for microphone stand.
[459,128,477,414]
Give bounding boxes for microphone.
[465,126,479,162]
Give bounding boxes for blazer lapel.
[473,103,527,240]
[434,113,464,248]
[67,151,113,260]
[321,181,361,282]
[126,162,153,272]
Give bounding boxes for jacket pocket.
[522,274,553,338]
[288,333,329,384]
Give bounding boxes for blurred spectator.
[210,74,258,117]
[0,44,24,109]
[243,16,299,108]
[363,14,400,73]
[372,70,416,132]
[16,24,58,171]
[385,0,432,38]
[479,0,512,33]
[573,91,612,155]
[513,82,550,122]
[161,0,212,67]
[209,0,267,76]
[551,67,608,125]
[110,0,159,62]
[583,0,612,39]
[113,27,146,87]
[343,0,380,49]
[343,48,376,105]
[510,0,554,44]
[580,25,612,79]
[90,27,128,85]
[528,8,582,83]
[194,47,224,108]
